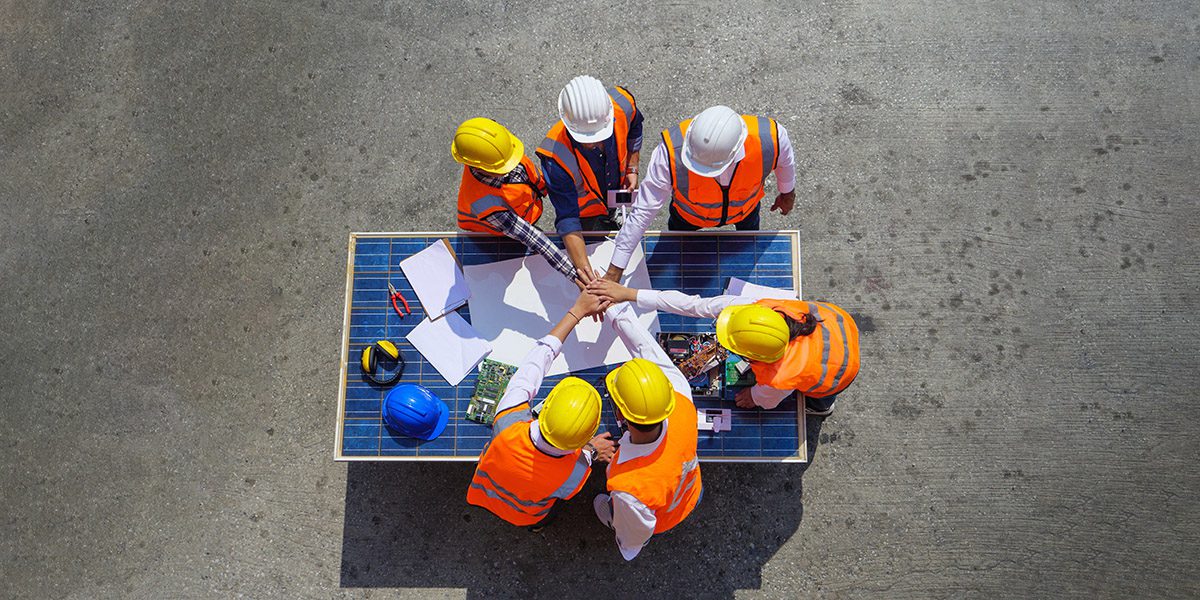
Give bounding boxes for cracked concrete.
[3,0,1199,598]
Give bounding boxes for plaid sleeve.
[486,210,579,282]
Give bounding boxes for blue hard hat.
[383,384,449,441]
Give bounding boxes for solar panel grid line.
[335,231,804,462]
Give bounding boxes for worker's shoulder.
[492,405,534,436]
[610,85,637,105]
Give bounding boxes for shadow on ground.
[340,416,825,598]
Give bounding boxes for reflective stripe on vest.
[456,157,545,235]
[748,299,860,397]
[535,86,636,219]
[470,469,554,517]
[663,115,779,228]
[550,454,591,500]
[605,392,702,534]
[824,305,854,394]
[466,420,588,526]
[666,457,700,511]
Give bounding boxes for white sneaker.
[593,493,614,529]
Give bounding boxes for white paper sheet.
[405,311,492,386]
[463,240,660,376]
[399,240,470,320]
[725,277,798,300]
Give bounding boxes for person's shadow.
[339,414,825,598]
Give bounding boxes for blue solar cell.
[717,252,759,267]
[345,384,381,399]
[344,422,381,437]
[343,435,381,451]
[380,430,424,450]
[354,252,390,270]
[354,239,390,254]
[345,399,381,415]
[680,250,718,266]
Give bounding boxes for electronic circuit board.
[466,359,518,425]
[725,354,757,387]
[657,332,727,398]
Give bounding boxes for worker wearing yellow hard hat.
[592,302,702,561]
[452,118,585,285]
[588,279,860,416]
[466,290,616,530]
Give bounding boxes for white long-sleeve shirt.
[493,335,591,464]
[594,303,694,560]
[610,123,796,270]
[634,289,796,410]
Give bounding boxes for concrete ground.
[3,1,1198,598]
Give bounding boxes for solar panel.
[336,231,805,462]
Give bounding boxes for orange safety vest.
[662,115,780,228]
[606,392,702,534]
[456,155,547,235]
[535,86,637,220]
[466,420,590,526]
[749,299,860,398]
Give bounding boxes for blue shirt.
[540,106,644,235]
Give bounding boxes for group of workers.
[454,75,861,560]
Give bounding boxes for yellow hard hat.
[450,117,524,174]
[538,377,602,450]
[604,358,675,425]
[716,304,789,362]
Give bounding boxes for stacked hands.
[565,278,640,323]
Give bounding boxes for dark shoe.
[527,505,560,533]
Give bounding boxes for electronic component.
[656,332,727,398]
[467,359,518,425]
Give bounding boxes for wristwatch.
[583,442,597,462]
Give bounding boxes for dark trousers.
[580,212,621,232]
[667,202,762,231]
[805,393,837,414]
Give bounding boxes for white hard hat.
[682,105,748,177]
[558,75,614,144]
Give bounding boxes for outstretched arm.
[588,280,752,319]
[606,145,672,282]
[495,290,605,417]
[605,303,691,398]
[484,210,579,283]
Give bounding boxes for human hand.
[623,170,639,190]
[602,264,624,283]
[586,278,636,304]
[587,432,617,463]
[574,259,596,287]
[572,289,605,318]
[735,387,758,409]
[770,191,796,215]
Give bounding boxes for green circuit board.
[467,359,519,425]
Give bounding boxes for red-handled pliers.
[388,283,411,317]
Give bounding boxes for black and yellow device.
[360,340,405,386]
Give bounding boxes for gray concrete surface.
[3,0,1198,597]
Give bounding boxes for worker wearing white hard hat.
[536,75,645,286]
[601,105,796,283]
[466,290,617,531]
